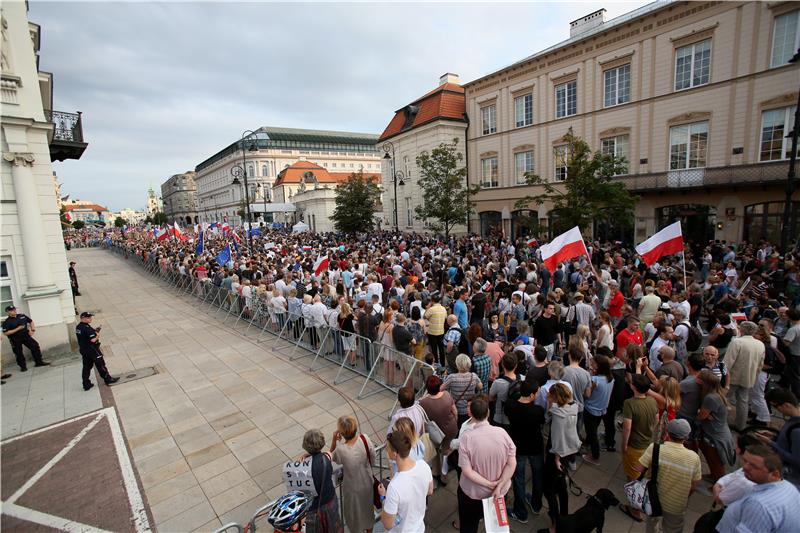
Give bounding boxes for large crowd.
[94,224,800,533]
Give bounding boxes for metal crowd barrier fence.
[358,343,436,413]
[310,324,376,385]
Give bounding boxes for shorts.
[623,446,647,480]
[342,335,356,351]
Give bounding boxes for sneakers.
[507,510,528,524]
[582,453,601,466]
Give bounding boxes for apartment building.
[465,1,799,246]
[194,127,381,224]
[161,170,198,225]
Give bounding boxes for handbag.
[623,443,663,517]
[418,404,445,446]
[360,435,382,510]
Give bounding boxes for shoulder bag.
[360,435,382,510]
[418,403,445,446]
[623,443,663,517]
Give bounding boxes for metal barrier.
[358,343,435,408]
[310,324,376,385]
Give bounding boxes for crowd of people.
[96,224,800,533]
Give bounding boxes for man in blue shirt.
[716,444,800,533]
[454,289,469,330]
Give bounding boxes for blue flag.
[195,231,204,256]
[249,227,262,237]
[215,244,231,267]
[232,239,240,256]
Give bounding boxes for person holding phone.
[75,311,118,391]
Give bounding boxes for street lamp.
[780,47,800,255]
[382,141,409,233]
[229,130,260,255]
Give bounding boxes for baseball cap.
[79,312,94,318]
[5,305,16,312]
[666,419,691,440]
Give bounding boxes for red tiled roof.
[63,203,108,212]
[379,82,466,142]
[273,161,380,187]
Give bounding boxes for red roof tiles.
[379,82,466,142]
[273,161,380,187]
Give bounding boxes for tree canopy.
[414,139,479,239]
[331,171,381,233]
[515,128,636,235]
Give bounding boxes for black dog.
[537,488,620,533]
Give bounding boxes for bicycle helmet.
[267,491,312,530]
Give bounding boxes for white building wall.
[292,188,337,234]
[381,120,468,234]
[1,2,75,358]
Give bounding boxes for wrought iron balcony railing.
[615,161,790,191]
[45,109,84,143]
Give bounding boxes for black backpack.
[679,321,703,352]
[499,375,522,409]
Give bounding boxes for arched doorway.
[744,202,800,244]
[511,210,539,240]
[185,215,192,225]
[656,204,716,246]
[479,211,502,238]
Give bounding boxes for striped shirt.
[638,442,701,515]
[443,372,482,415]
[425,304,447,336]
[717,479,800,533]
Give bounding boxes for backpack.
[679,321,703,352]
[499,375,522,409]
[565,305,579,335]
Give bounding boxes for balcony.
[616,161,791,192]
[45,110,88,162]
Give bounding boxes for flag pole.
[682,249,688,291]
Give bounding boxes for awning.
[249,202,296,213]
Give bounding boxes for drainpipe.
[464,113,471,234]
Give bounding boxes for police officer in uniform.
[68,261,81,296]
[75,312,118,391]
[2,305,49,371]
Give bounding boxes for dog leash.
[564,468,585,497]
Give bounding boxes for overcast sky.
[31,0,650,211]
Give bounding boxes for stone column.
[3,150,58,294]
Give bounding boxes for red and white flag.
[540,227,588,271]
[635,222,684,266]
[172,222,183,240]
[155,227,169,241]
[526,237,538,248]
[313,255,330,276]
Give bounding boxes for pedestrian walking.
[2,305,49,371]
[75,312,118,390]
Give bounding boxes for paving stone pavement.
[17,247,714,533]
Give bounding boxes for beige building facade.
[465,1,799,246]
[194,127,381,225]
[161,170,198,225]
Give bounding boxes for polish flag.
[231,231,242,243]
[526,237,538,248]
[155,227,169,241]
[172,222,183,239]
[635,222,684,266]
[221,222,231,233]
[313,255,330,276]
[540,227,588,271]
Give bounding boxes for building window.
[403,155,411,178]
[481,157,499,188]
[262,164,268,177]
[772,10,800,67]
[406,198,412,227]
[247,164,254,177]
[554,146,568,181]
[760,106,798,161]
[601,135,629,174]
[481,104,497,135]
[603,64,630,107]
[669,121,709,170]
[515,94,533,127]
[555,80,577,118]
[1,259,13,312]
[515,151,534,184]
[675,39,711,91]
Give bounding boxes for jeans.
[511,453,544,519]
[749,371,770,423]
[428,333,444,367]
[583,411,603,459]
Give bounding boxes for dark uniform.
[2,312,44,370]
[75,316,113,390]
[69,262,80,296]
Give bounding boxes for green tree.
[144,215,153,225]
[414,139,479,240]
[515,128,636,235]
[152,212,168,225]
[331,171,381,233]
[72,220,85,230]
[114,216,126,227]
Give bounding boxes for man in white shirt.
[378,429,433,532]
[648,324,673,371]
[367,274,383,301]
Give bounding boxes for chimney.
[570,8,606,38]
[439,73,460,86]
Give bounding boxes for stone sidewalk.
[3,247,713,533]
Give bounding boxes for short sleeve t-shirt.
[784,324,800,356]
[383,459,432,532]
[504,399,545,456]
[584,375,614,416]
[563,366,591,412]
[677,375,702,421]
[489,376,516,425]
[622,396,658,450]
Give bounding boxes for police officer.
[75,312,118,391]
[68,261,80,296]
[2,305,49,371]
